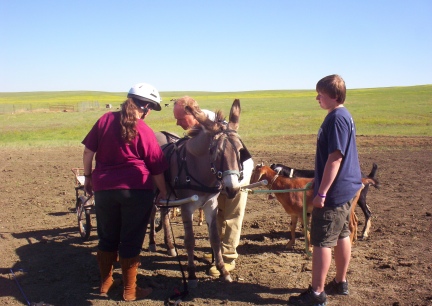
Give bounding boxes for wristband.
[84,173,92,178]
[317,192,326,198]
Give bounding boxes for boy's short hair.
[316,74,346,103]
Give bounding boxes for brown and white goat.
[270,162,380,240]
[251,164,314,252]
[252,164,377,250]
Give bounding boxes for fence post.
[303,181,313,257]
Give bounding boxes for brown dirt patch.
[1,136,432,306]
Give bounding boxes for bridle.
[208,129,244,182]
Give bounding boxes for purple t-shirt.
[82,111,168,191]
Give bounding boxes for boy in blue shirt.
[288,75,362,306]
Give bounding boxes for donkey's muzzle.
[225,186,240,199]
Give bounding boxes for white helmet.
[127,82,162,111]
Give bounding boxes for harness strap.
[227,136,243,178]
[170,138,222,194]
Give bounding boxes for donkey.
[147,133,218,253]
[154,99,246,287]
[148,131,181,257]
[148,131,204,256]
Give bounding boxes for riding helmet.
[127,83,162,111]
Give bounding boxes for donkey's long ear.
[228,99,241,131]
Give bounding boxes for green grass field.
[0,85,431,148]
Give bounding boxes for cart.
[71,168,95,240]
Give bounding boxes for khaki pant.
[216,158,253,264]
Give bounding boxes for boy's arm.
[313,150,343,208]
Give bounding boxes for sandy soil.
[1,135,431,306]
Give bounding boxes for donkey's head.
[185,99,245,199]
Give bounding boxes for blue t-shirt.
[314,107,362,207]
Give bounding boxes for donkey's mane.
[187,110,226,137]
[187,127,201,137]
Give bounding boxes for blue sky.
[1,0,431,92]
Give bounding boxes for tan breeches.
[216,190,248,263]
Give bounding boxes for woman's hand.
[82,147,95,197]
[84,177,93,197]
[155,190,168,204]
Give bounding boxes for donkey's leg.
[148,205,157,252]
[181,206,198,288]
[205,205,232,282]
[287,215,298,249]
[161,208,176,256]
[198,208,204,226]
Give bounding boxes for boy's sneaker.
[324,278,349,295]
[287,286,327,306]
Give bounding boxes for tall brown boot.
[120,256,152,301]
[97,250,121,296]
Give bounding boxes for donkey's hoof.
[286,242,295,249]
[221,274,233,283]
[188,279,198,288]
[167,248,177,257]
[149,244,157,252]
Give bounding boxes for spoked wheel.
[76,195,92,240]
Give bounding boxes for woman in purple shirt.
[82,83,168,301]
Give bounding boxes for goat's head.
[362,177,380,189]
[251,164,275,184]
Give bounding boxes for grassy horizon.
[1,84,431,106]
[1,85,431,150]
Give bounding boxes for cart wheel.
[76,196,92,240]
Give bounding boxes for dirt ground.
[1,135,431,306]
